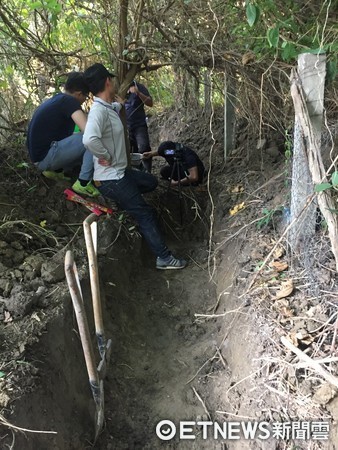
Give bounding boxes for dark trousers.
[129,125,152,173]
[97,169,170,259]
[160,164,186,182]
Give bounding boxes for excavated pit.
[3,188,240,449]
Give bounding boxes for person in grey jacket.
[83,63,187,270]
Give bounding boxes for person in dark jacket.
[125,80,153,173]
[143,141,206,186]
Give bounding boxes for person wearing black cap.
[143,141,206,186]
[27,72,100,197]
[83,63,187,270]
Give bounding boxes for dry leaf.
[274,279,294,300]
[287,331,298,347]
[280,306,293,317]
[260,271,279,282]
[231,184,244,194]
[276,299,289,308]
[295,329,313,345]
[31,312,41,322]
[242,52,255,65]
[273,246,285,259]
[4,311,13,323]
[270,261,288,272]
[229,202,245,216]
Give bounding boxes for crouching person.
[27,72,99,197]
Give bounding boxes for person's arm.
[143,150,158,159]
[83,109,112,163]
[171,166,198,186]
[112,95,126,113]
[129,85,153,107]
[71,109,87,132]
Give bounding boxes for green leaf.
[246,4,259,27]
[306,47,325,55]
[331,171,338,186]
[327,60,337,83]
[0,371,5,378]
[267,27,279,48]
[5,65,14,75]
[26,185,37,193]
[281,42,297,62]
[16,162,29,168]
[314,183,332,192]
[29,1,43,9]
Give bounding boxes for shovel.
[64,250,104,439]
[83,213,112,379]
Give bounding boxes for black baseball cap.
[84,63,116,94]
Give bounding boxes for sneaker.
[42,170,71,181]
[72,179,100,197]
[156,255,187,270]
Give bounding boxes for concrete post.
[289,53,326,253]
[224,72,236,162]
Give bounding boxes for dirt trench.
[2,187,250,450]
[0,170,302,450]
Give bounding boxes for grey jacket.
[83,98,127,180]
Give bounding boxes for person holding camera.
[125,80,153,173]
[82,63,187,270]
[143,141,206,186]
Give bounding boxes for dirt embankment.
[1,110,338,450]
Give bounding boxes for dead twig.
[281,336,338,389]
[0,414,57,435]
[195,306,247,320]
[192,387,212,421]
[216,410,256,420]
[330,315,338,353]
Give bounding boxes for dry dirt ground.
[0,108,338,450]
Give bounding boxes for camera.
[164,143,184,160]
[164,149,175,156]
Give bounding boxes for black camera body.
[164,143,184,160]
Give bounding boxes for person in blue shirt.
[27,72,99,197]
[143,141,206,186]
[125,80,153,173]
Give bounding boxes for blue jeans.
[37,133,93,181]
[97,169,170,259]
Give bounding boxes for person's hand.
[143,151,152,159]
[129,85,139,94]
[115,95,125,104]
[98,157,111,167]
[171,179,179,187]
